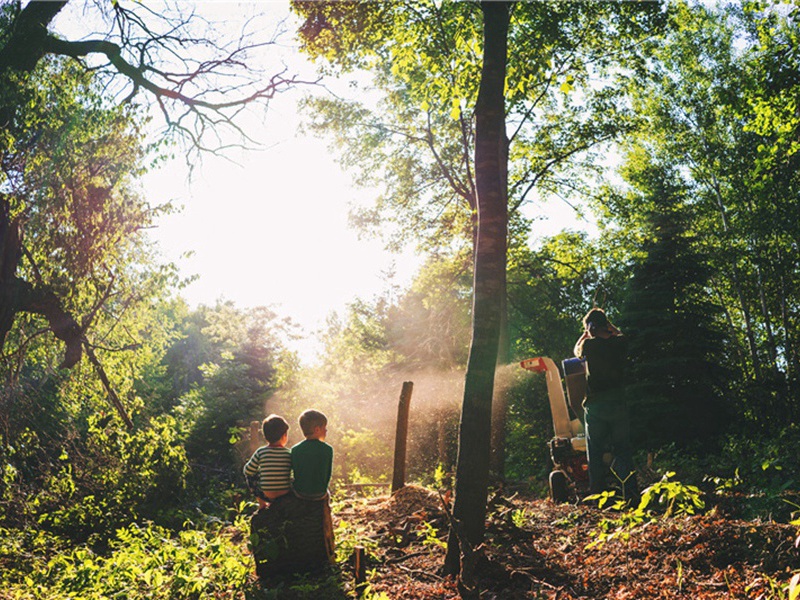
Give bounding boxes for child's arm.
[244,452,267,504]
[324,446,333,490]
[243,452,259,478]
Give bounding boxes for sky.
[131,2,420,361]
[144,105,421,357]
[99,1,590,362]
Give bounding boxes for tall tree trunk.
[489,135,510,481]
[0,197,23,347]
[444,1,509,577]
[489,293,509,481]
[776,245,797,411]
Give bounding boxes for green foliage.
[293,1,662,258]
[160,302,300,495]
[332,518,377,564]
[0,55,177,365]
[433,463,449,489]
[605,1,800,431]
[639,472,705,518]
[641,427,800,523]
[508,231,603,363]
[510,507,529,529]
[418,519,447,550]
[502,372,553,485]
[618,156,731,447]
[336,428,391,484]
[2,413,189,540]
[587,472,704,548]
[0,520,250,599]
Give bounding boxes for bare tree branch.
[83,341,134,430]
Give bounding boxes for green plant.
[586,491,647,548]
[789,572,800,600]
[705,468,744,495]
[433,463,449,489]
[510,508,528,529]
[357,568,392,600]
[587,472,705,549]
[640,471,705,518]
[0,518,252,599]
[332,519,377,564]
[418,520,446,550]
[746,572,799,600]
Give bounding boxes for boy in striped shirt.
[243,414,292,508]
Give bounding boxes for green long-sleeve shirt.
[291,438,333,500]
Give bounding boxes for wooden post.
[391,381,413,494]
[249,420,262,455]
[354,545,367,597]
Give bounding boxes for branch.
[510,133,615,214]
[425,111,474,208]
[13,277,82,369]
[83,341,134,430]
[0,1,68,73]
[42,36,307,111]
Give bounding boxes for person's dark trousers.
[584,389,639,503]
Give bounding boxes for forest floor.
[248,483,800,599]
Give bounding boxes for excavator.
[520,356,590,502]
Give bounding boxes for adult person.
[574,308,639,503]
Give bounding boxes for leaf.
[450,97,461,120]
[790,573,800,600]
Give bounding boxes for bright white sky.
[144,103,421,357]
[58,1,588,362]
[135,2,421,362]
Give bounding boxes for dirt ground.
[328,484,800,599]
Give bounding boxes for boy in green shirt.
[291,409,333,500]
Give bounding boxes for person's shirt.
[579,334,628,394]
[291,438,333,500]
[243,446,292,494]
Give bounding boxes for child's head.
[583,308,609,336]
[262,414,289,444]
[298,409,328,440]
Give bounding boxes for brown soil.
[330,484,800,599]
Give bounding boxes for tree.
[292,2,663,496]
[0,57,179,426]
[442,2,509,579]
[294,2,660,258]
[607,1,800,428]
[616,152,730,447]
[0,0,304,381]
[291,1,663,579]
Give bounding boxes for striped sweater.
[243,446,292,493]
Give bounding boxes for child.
[243,414,292,509]
[291,409,333,500]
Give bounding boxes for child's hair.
[262,414,289,444]
[298,409,327,437]
[583,308,609,333]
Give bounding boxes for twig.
[385,551,429,565]
[509,567,561,591]
[396,564,444,581]
[83,342,134,430]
